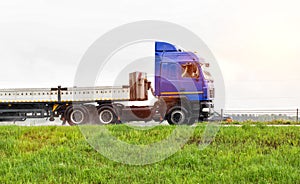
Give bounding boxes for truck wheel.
[66,106,89,126]
[98,107,117,124]
[167,107,189,125]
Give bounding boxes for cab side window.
[181,62,199,79]
[161,62,179,80]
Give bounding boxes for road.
[0,119,299,127]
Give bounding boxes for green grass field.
[0,124,299,183]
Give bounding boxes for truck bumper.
[190,100,214,120]
[199,101,214,119]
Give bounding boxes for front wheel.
[166,107,189,125]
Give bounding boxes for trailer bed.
[0,86,130,103]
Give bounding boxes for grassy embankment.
[0,124,299,183]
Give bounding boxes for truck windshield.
[181,62,199,79]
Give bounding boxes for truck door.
[179,62,203,101]
[159,62,203,100]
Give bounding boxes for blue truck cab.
[154,41,214,124]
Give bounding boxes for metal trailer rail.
[0,86,130,103]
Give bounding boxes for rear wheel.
[66,106,89,126]
[98,107,118,124]
[167,107,189,125]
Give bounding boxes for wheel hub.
[171,110,185,124]
[70,110,84,124]
[99,109,113,124]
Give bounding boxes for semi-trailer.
[0,41,214,125]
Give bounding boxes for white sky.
[0,0,299,109]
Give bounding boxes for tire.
[166,107,189,125]
[66,106,89,126]
[97,106,118,125]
